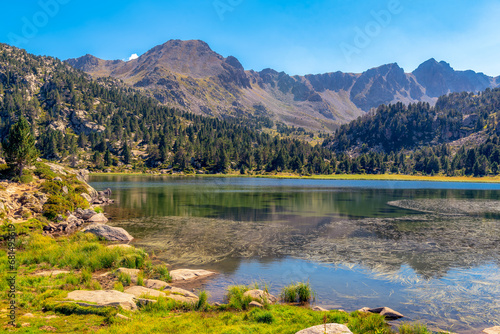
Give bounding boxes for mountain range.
[66,39,500,132]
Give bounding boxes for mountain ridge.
[66,39,500,132]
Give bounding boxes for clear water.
[90,176,500,333]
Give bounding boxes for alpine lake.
[89,175,500,333]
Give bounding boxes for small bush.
[80,268,92,285]
[195,290,209,311]
[152,264,172,282]
[280,282,314,304]
[34,162,56,180]
[114,281,124,292]
[137,272,144,286]
[94,206,104,213]
[226,285,252,310]
[118,272,132,286]
[254,310,274,324]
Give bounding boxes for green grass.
[280,282,314,304]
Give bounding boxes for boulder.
[87,213,108,223]
[249,301,263,308]
[124,286,166,298]
[81,193,92,203]
[483,327,500,334]
[162,286,198,299]
[312,306,328,312]
[296,324,353,334]
[144,279,170,290]
[169,269,215,282]
[81,209,97,220]
[82,223,133,241]
[243,289,278,304]
[358,307,404,320]
[66,290,137,311]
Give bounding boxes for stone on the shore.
[124,286,166,298]
[169,269,215,281]
[483,327,500,334]
[163,286,198,299]
[66,290,137,311]
[358,307,404,320]
[82,223,133,241]
[296,323,353,334]
[249,301,264,308]
[115,313,130,320]
[144,279,170,290]
[87,213,108,223]
[81,209,97,220]
[312,306,328,312]
[80,193,93,203]
[34,270,70,277]
[243,289,278,304]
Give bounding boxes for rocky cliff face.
[66,40,500,132]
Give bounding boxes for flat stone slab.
[296,323,353,334]
[82,223,133,241]
[484,327,500,334]
[163,286,198,299]
[34,270,70,277]
[144,279,170,290]
[66,290,137,311]
[124,286,166,298]
[169,269,215,281]
[311,306,328,312]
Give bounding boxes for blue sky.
[1,0,500,76]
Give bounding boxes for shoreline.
[89,171,500,183]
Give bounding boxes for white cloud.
[127,53,139,61]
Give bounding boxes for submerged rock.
[296,323,353,334]
[358,306,404,320]
[82,223,133,241]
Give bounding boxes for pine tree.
[2,116,39,177]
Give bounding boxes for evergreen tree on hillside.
[2,116,39,177]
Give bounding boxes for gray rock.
[296,323,353,334]
[169,269,215,282]
[81,209,97,220]
[54,177,63,182]
[249,301,263,308]
[87,213,108,223]
[243,289,278,304]
[66,290,137,311]
[124,286,166,298]
[81,193,92,203]
[144,279,170,290]
[483,327,500,334]
[115,313,130,320]
[358,306,404,320]
[312,306,328,312]
[82,223,133,241]
[62,186,68,194]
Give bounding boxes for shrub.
[225,285,252,310]
[34,162,56,180]
[280,282,314,304]
[113,281,124,292]
[254,310,274,324]
[152,264,171,282]
[118,272,132,286]
[195,290,209,311]
[80,268,92,285]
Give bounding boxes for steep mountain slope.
[66,40,499,132]
[0,43,334,174]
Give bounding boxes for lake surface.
[90,175,500,333]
